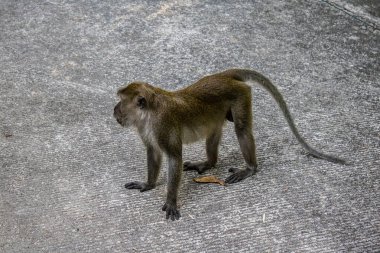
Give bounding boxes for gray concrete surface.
[1,0,379,252]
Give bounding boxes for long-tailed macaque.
[113,69,345,220]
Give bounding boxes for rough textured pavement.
[1,0,379,252]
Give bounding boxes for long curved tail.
[227,69,346,165]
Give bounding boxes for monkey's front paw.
[125,181,155,192]
[162,203,181,221]
[183,161,211,174]
[225,168,254,184]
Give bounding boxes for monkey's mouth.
[115,116,129,127]
[116,117,123,125]
[116,117,127,127]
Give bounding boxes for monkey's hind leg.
[183,128,222,174]
[226,99,258,184]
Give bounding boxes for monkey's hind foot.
[162,203,181,221]
[225,168,255,184]
[125,181,155,192]
[183,161,212,174]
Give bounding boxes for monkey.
[113,68,345,221]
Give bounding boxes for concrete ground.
[1,0,379,252]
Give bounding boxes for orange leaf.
[193,175,225,186]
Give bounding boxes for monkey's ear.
[137,96,147,109]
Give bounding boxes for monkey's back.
[176,73,250,104]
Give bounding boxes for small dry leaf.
[193,175,225,186]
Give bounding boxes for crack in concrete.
[321,0,379,30]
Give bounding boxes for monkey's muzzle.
[114,102,123,125]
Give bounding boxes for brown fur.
[114,68,345,220]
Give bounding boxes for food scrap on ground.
[193,175,225,186]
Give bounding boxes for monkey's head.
[114,82,152,127]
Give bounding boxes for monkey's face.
[113,101,129,127]
[114,83,148,127]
